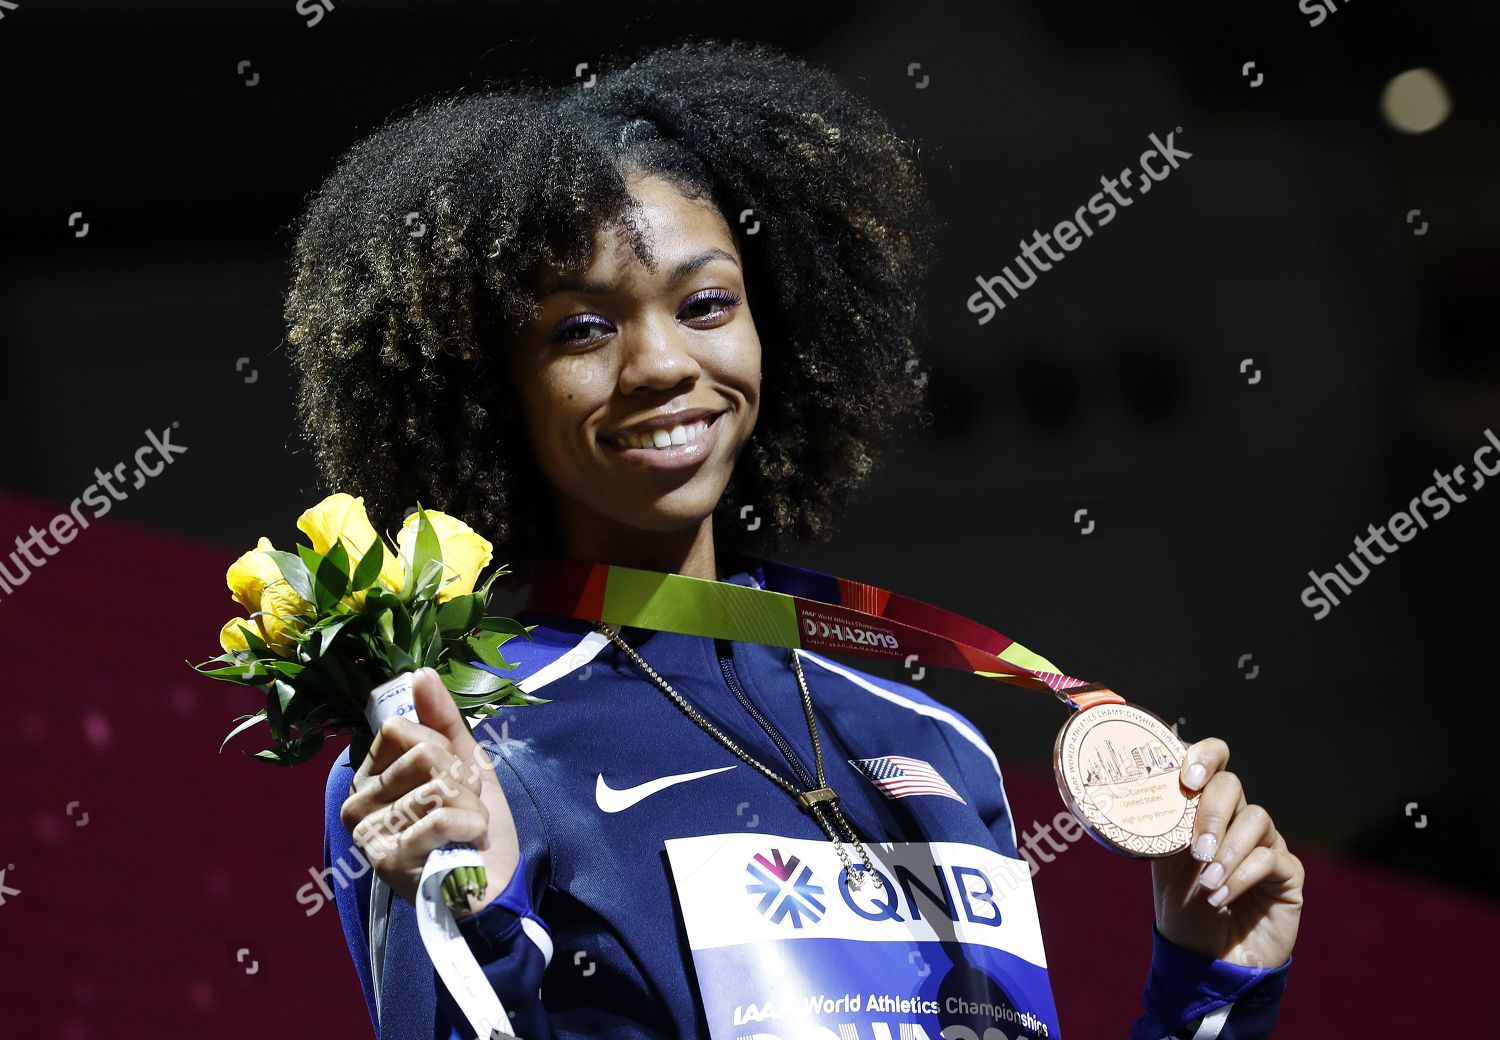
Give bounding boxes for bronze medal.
[1053,697,1197,858]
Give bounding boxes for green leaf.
[423,630,444,670]
[263,658,306,680]
[397,597,418,636]
[441,659,507,697]
[409,506,442,598]
[465,632,514,671]
[436,595,482,637]
[262,549,316,604]
[220,712,267,753]
[377,595,412,647]
[410,601,440,660]
[450,690,508,708]
[375,608,396,648]
[388,644,418,674]
[296,541,324,577]
[266,679,297,742]
[316,654,370,714]
[312,540,351,611]
[410,599,431,635]
[350,532,387,593]
[412,557,445,602]
[316,613,357,657]
[473,563,512,603]
[277,730,325,766]
[364,585,404,613]
[476,616,533,642]
[195,661,273,684]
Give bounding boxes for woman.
[292,38,1304,1040]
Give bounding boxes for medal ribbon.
[525,557,1124,713]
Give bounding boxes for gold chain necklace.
[598,622,884,891]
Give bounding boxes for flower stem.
[439,865,488,913]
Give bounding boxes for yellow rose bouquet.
[190,492,544,910]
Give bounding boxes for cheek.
[552,354,610,399]
[527,358,609,454]
[740,343,763,412]
[719,328,762,397]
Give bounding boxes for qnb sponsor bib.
[665,833,1063,1040]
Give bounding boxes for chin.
[618,498,722,534]
[606,473,723,522]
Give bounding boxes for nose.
[616,314,702,395]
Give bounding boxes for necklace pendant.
[797,786,839,812]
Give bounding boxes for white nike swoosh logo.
[595,765,737,813]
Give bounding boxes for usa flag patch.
[851,755,966,804]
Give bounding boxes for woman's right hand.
[338,666,521,917]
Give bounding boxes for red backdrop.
[0,488,1490,1037]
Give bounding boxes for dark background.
[2,0,1496,1035]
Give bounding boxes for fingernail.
[1206,883,1229,907]
[1184,761,1207,790]
[1198,861,1225,889]
[1192,832,1218,861]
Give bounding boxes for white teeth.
[615,417,714,451]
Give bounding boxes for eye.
[550,312,614,346]
[679,289,741,325]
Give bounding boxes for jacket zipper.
[716,640,817,790]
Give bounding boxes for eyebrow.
[535,247,739,297]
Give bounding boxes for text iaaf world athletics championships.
[732,991,1051,1036]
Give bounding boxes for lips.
[604,408,726,446]
[602,411,726,471]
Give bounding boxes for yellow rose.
[224,536,311,655]
[227,536,279,614]
[296,493,405,607]
[396,508,494,603]
[219,618,254,653]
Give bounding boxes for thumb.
[410,666,483,781]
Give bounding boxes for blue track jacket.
[322,562,1292,1039]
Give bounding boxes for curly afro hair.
[283,36,938,584]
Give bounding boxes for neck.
[550,495,722,581]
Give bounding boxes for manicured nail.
[1198,861,1225,889]
[1192,832,1218,862]
[1184,761,1207,790]
[1206,883,1229,907]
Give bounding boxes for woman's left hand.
[1150,737,1305,969]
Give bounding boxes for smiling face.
[504,171,762,566]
